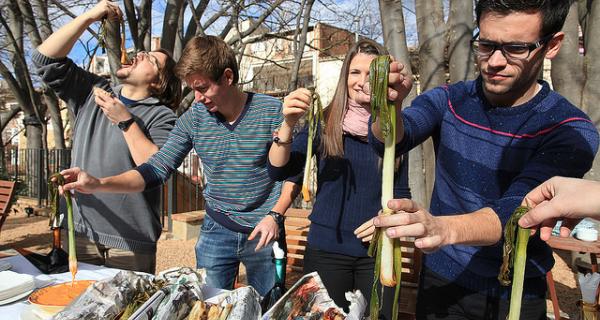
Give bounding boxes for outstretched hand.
[519,176,600,241]
[59,167,101,194]
[373,198,449,253]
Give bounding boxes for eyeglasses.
[470,32,555,60]
[136,51,161,69]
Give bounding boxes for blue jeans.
[195,214,275,296]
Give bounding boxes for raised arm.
[268,88,311,167]
[37,0,122,58]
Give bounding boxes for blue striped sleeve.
[135,107,195,188]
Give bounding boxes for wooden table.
[546,235,600,320]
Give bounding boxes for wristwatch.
[117,118,135,131]
[267,210,285,225]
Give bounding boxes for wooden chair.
[0,179,17,236]
[283,208,422,319]
[396,238,422,320]
[283,208,311,273]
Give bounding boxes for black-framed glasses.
[470,32,555,60]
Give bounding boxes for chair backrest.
[0,179,17,233]
[283,208,311,272]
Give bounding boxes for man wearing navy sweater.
[370,0,599,319]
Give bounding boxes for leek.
[498,206,530,320]
[302,90,324,202]
[367,55,402,320]
[49,173,78,283]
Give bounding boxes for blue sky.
[64,0,420,67]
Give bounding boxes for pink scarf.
[342,99,371,141]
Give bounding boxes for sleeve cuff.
[134,163,163,190]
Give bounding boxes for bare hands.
[60,167,101,194]
[519,176,600,241]
[388,60,413,108]
[373,199,449,253]
[86,0,123,22]
[249,215,279,251]
[354,217,376,242]
[94,89,132,124]
[363,58,412,108]
[282,88,311,127]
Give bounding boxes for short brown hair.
[175,35,239,84]
[151,48,182,110]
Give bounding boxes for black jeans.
[303,246,395,320]
[416,268,546,320]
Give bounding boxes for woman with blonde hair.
[268,39,411,318]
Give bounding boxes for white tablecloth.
[0,254,121,319]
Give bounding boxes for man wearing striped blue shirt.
[60,36,287,295]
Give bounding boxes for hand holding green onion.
[367,55,403,320]
[49,173,78,283]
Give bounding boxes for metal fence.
[3,148,71,207]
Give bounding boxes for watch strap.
[118,118,135,131]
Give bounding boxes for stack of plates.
[0,270,35,305]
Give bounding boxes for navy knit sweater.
[370,78,599,298]
[268,129,411,257]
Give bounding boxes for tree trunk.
[43,91,66,149]
[552,2,584,107]
[139,0,152,51]
[580,0,600,180]
[414,0,446,206]
[378,0,429,206]
[161,0,184,53]
[105,18,124,84]
[123,0,140,51]
[289,0,315,91]
[447,0,475,83]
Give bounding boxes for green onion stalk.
[367,55,402,320]
[498,206,531,320]
[49,173,77,283]
[301,90,324,202]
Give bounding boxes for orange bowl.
[28,280,95,315]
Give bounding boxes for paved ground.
[0,210,583,318]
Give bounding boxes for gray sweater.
[33,50,176,253]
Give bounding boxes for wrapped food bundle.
[262,272,365,320]
[151,270,205,320]
[52,271,154,320]
[128,268,260,320]
[186,286,262,320]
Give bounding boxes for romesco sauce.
[29,280,95,306]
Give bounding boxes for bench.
[171,210,205,240]
[0,180,17,236]
[283,208,421,319]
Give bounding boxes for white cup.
[576,228,599,242]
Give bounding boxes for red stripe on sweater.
[443,86,592,139]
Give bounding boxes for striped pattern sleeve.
[135,107,195,189]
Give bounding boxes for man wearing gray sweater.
[32,0,181,273]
